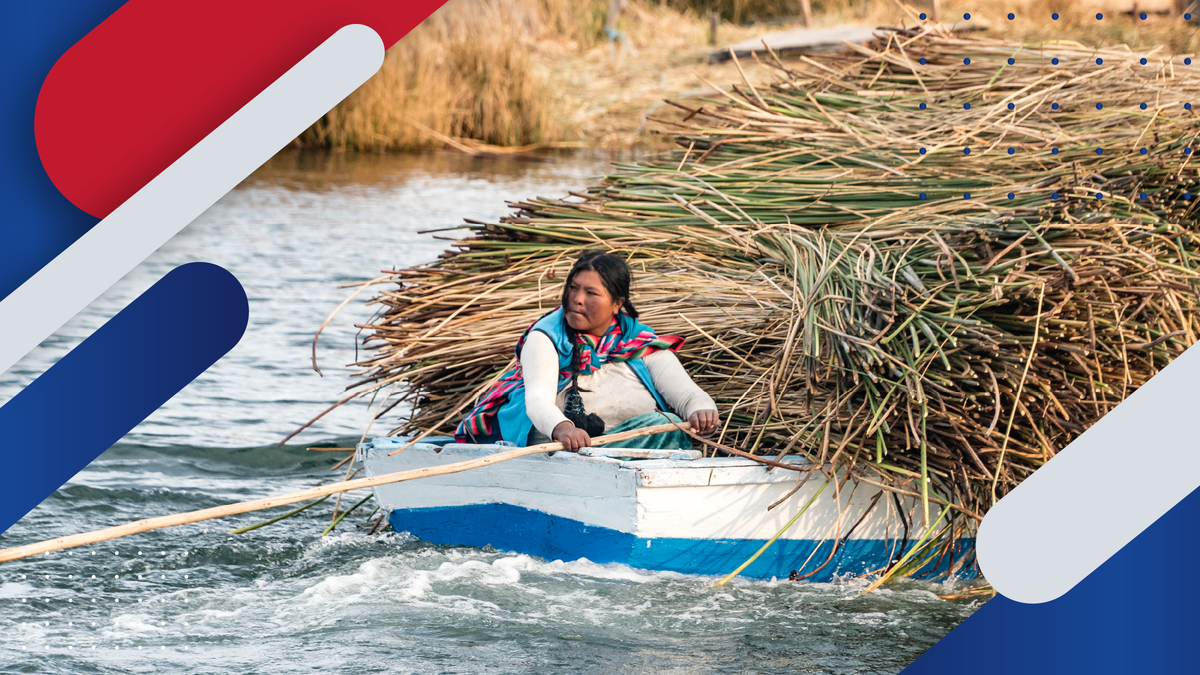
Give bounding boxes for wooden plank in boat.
[710,22,987,64]
[579,447,702,460]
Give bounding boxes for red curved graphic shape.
[35,0,446,218]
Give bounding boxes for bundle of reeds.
[303,26,1200,555]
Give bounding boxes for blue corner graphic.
[0,262,248,533]
[903,479,1200,673]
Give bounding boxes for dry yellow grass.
[298,0,1200,153]
[298,0,606,150]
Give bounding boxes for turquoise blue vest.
[496,308,670,445]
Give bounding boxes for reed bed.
[305,26,1200,579]
[297,0,599,151]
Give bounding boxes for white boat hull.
[362,437,976,581]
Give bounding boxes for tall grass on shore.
[298,0,607,151]
[300,25,1200,580]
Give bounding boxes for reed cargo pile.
[305,27,1200,537]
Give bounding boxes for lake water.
[0,150,981,674]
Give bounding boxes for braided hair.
[559,252,639,436]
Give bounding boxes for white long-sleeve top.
[520,330,717,440]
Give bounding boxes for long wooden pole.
[0,422,689,564]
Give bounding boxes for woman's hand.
[552,421,592,452]
[689,409,719,436]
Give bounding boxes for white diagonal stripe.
[0,24,383,378]
[978,342,1200,603]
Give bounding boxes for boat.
[360,436,977,581]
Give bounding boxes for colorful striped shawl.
[454,309,684,442]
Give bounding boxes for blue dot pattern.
[885,18,1196,260]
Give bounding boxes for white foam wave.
[0,581,37,598]
[109,613,165,635]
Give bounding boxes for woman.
[456,251,719,451]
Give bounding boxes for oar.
[0,422,689,564]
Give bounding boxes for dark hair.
[559,252,638,436]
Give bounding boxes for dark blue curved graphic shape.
[0,262,248,533]
[1,0,127,301]
[903,480,1200,673]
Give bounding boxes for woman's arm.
[642,349,717,421]
[520,331,572,440]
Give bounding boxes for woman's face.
[564,270,624,336]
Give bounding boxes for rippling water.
[0,150,980,673]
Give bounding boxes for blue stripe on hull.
[388,504,976,581]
